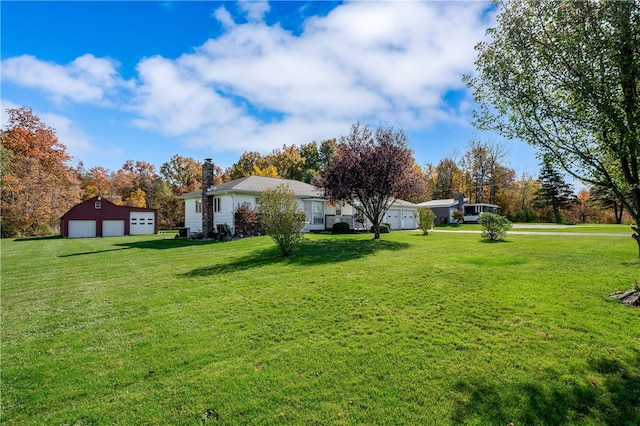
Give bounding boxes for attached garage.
[385,209,402,230]
[60,196,158,238]
[68,220,97,238]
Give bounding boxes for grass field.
[2,230,639,425]
[436,223,633,234]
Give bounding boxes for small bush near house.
[258,184,306,257]
[418,208,435,235]
[478,212,512,241]
[332,222,351,234]
[371,223,390,234]
[452,210,464,224]
[234,202,261,237]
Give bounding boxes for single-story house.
[417,193,498,224]
[60,196,158,238]
[179,166,419,236]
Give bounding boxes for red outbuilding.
[60,196,158,238]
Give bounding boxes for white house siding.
[184,199,203,233]
[213,194,235,232]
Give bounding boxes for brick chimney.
[202,158,215,237]
[454,192,465,211]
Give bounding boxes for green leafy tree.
[452,210,464,225]
[478,212,512,241]
[418,208,435,235]
[258,184,305,257]
[465,0,640,258]
[159,155,202,194]
[431,157,462,200]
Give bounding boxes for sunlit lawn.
[436,223,632,234]
[2,230,639,425]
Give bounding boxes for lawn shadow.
[479,239,513,244]
[181,237,410,277]
[59,237,218,257]
[13,235,63,241]
[451,352,640,425]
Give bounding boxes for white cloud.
[213,6,236,29]
[0,99,117,164]
[1,54,131,105]
[238,1,270,22]
[3,2,494,161]
[130,1,492,155]
[40,112,96,158]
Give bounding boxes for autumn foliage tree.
[320,123,425,239]
[1,107,80,236]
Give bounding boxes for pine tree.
[536,160,575,223]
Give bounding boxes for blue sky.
[1,0,540,178]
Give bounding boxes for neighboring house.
[179,168,419,235]
[60,196,158,238]
[418,193,498,224]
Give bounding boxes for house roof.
[389,198,419,208]
[417,198,463,208]
[179,176,323,199]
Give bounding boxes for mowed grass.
[2,231,639,425]
[436,223,632,234]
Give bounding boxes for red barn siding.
[60,196,158,238]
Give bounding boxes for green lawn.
[2,231,639,425]
[436,223,633,234]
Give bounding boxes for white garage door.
[68,220,96,238]
[130,212,155,235]
[385,209,402,230]
[103,220,125,237]
[402,210,417,229]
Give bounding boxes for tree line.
[0,106,629,237]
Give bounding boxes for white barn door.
[130,212,155,235]
[103,220,125,237]
[68,220,96,238]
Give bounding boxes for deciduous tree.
[478,212,512,241]
[160,155,202,194]
[418,207,435,235]
[258,184,305,257]
[1,107,80,235]
[465,0,640,257]
[320,123,424,239]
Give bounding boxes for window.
[95,201,101,209]
[214,197,222,212]
[335,203,342,216]
[195,200,202,213]
[304,201,324,225]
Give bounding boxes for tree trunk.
[632,227,640,266]
[373,225,381,240]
